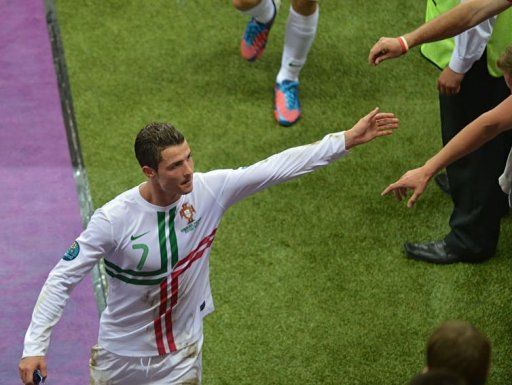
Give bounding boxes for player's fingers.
[376,117,398,125]
[40,361,47,379]
[381,186,392,196]
[377,118,399,127]
[20,369,34,385]
[377,123,399,132]
[364,107,380,121]
[400,187,408,200]
[395,187,405,200]
[368,43,383,64]
[407,190,422,208]
[382,182,400,196]
[393,189,403,201]
[388,121,400,129]
[375,112,396,120]
[376,130,394,137]
[370,39,394,65]
[19,364,31,385]
[374,53,392,65]
[18,367,24,383]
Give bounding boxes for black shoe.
[434,173,450,195]
[404,240,464,264]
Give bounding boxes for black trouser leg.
[439,55,512,260]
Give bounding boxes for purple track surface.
[0,1,99,383]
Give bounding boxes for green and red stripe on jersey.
[154,227,217,355]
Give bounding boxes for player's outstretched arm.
[368,0,511,65]
[344,107,399,150]
[381,94,512,207]
[19,356,46,385]
[205,107,398,208]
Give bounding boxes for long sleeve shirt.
[448,0,496,74]
[23,132,348,357]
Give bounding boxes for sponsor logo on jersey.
[130,231,149,241]
[180,217,201,233]
[63,241,80,261]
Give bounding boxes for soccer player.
[233,0,319,126]
[18,108,398,385]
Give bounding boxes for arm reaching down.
[18,209,115,384]
[382,95,512,207]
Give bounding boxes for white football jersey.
[23,132,347,357]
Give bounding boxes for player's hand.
[381,166,433,208]
[345,107,399,149]
[437,67,465,95]
[368,37,404,65]
[19,356,47,385]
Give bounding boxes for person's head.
[426,321,490,385]
[497,44,512,90]
[134,122,194,198]
[409,369,466,385]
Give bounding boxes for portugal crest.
[180,203,196,224]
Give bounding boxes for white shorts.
[89,335,203,385]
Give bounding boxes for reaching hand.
[345,107,399,149]
[368,37,405,65]
[19,356,47,385]
[437,67,465,95]
[381,166,433,208]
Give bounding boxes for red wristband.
[397,36,409,54]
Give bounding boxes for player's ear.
[142,165,157,179]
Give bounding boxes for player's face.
[155,141,194,197]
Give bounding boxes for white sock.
[241,0,275,24]
[276,6,319,83]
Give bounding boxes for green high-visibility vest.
[420,0,512,77]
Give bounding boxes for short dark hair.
[134,122,185,170]
[427,321,490,385]
[409,369,466,385]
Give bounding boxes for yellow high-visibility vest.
[420,0,512,77]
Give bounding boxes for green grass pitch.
[55,1,512,383]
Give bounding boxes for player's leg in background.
[233,0,279,62]
[274,0,319,127]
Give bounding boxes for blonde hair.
[497,44,512,75]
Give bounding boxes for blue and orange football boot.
[274,80,301,126]
[240,0,278,62]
